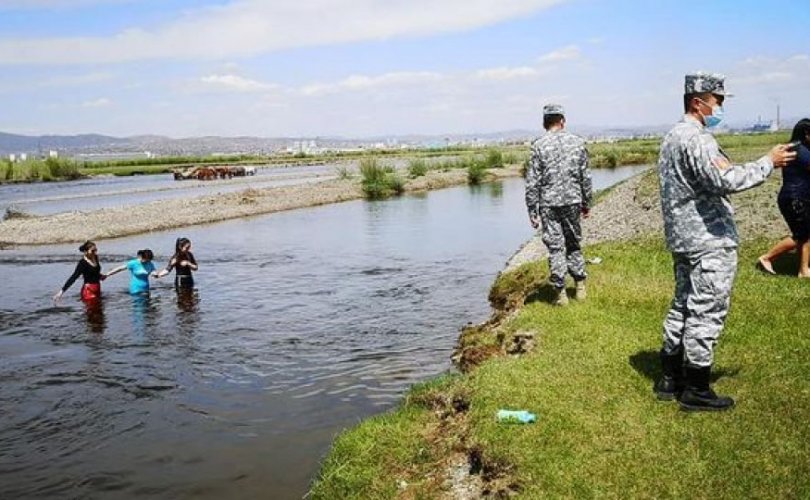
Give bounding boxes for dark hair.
[175,237,191,253]
[683,92,715,113]
[137,249,154,261]
[78,240,96,253]
[790,119,810,146]
[543,114,564,130]
[173,237,191,261]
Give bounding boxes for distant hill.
[6,122,785,158]
[0,132,133,156]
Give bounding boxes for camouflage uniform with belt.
[659,98,774,368]
[525,104,593,290]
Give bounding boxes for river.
[0,165,648,499]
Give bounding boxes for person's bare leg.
[798,241,810,278]
[758,237,796,274]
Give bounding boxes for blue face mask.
[699,99,724,128]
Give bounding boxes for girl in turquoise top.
[107,249,159,294]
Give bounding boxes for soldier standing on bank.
[525,104,593,306]
[655,72,796,411]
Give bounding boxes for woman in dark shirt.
[54,240,105,302]
[758,119,810,277]
[158,237,198,289]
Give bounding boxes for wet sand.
[0,167,521,246]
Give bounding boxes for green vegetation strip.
[311,237,810,498]
[1,131,790,183]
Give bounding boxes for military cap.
[543,103,565,116]
[684,72,733,96]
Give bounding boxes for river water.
[0,163,339,216]
[0,165,648,499]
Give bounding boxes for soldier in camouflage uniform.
[525,104,593,306]
[655,72,796,411]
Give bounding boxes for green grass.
[0,157,82,182]
[484,149,504,168]
[587,131,790,169]
[470,238,810,498]
[313,237,810,498]
[309,375,466,499]
[466,160,488,185]
[359,157,406,199]
[79,164,178,176]
[407,158,429,178]
[3,131,789,184]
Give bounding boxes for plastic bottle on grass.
[496,409,536,424]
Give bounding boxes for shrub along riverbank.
[0,157,82,182]
[310,163,809,498]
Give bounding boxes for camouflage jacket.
[525,129,592,217]
[658,115,774,253]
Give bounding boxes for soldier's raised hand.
[769,144,797,168]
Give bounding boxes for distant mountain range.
[0,119,794,158]
[0,128,649,157]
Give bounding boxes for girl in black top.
[758,119,810,277]
[54,240,105,302]
[158,237,198,288]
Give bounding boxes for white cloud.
[731,53,810,87]
[81,97,111,107]
[472,45,582,82]
[200,74,278,92]
[301,71,442,96]
[0,0,566,64]
[476,66,538,81]
[537,45,581,63]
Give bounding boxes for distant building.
[49,150,58,159]
[8,154,15,162]
[74,152,154,162]
[19,153,27,161]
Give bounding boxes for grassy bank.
[0,157,82,182]
[587,131,790,168]
[310,236,810,498]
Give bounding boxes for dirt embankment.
[506,168,789,272]
[0,167,521,246]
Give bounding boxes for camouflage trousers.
[661,248,738,368]
[539,204,586,289]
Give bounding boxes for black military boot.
[653,349,683,401]
[679,365,735,412]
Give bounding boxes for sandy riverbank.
[0,167,521,246]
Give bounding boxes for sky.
[0,0,808,138]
